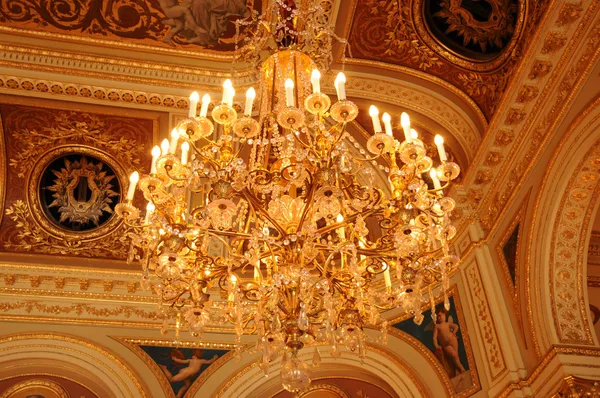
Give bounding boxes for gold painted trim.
[495,345,600,398]
[475,3,600,235]
[270,376,394,398]
[0,378,69,398]
[0,333,149,397]
[26,145,128,241]
[496,190,530,348]
[412,0,527,71]
[387,285,481,396]
[115,337,236,398]
[0,116,5,227]
[0,26,237,62]
[0,372,100,398]
[214,344,430,398]
[526,94,600,355]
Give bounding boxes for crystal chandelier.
[115,1,460,392]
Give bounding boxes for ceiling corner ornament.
[114,1,462,393]
[415,0,522,64]
[346,0,548,119]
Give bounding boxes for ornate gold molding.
[0,373,100,398]
[0,378,69,398]
[463,261,507,382]
[473,3,600,234]
[496,345,600,397]
[496,191,530,347]
[116,337,237,398]
[214,343,431,398]
[0,333,149,397]
[553,375,600,397]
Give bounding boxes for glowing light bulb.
[400,112,411,142]
[430,168,441,190]
[284,79,295,107]
[245,87,256,115]
[311,69,321,93]
[188,91,199,118]
[369,105,382,133]
[334,72,346,101]
[150,145,161,174]
[126,171,139,201]
[169,128,179,154]
[382,112,393,136]
[181,141,190,164]
[200,94,210,117]
[434,134,447,162]
[161,138,170,156]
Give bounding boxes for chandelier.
[115,1,460,393]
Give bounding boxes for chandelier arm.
[185,140,222,171]
[293,182,315,234]
[288,129,313,150]
[241,188,287,237]
[425,179,451,194]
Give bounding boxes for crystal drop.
[160,319,169,335]
[312,348,321,367]
[331,345,341,359]
[298,307,309,331]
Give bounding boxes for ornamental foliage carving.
[0,0,262,51]
[0,102,155,260]
[348,0,549,118]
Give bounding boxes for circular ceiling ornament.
[413,0,525,71]
[27,145,126,240]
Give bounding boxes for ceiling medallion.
[116,0,461,393]
[415,0,524,70]
[29,146,124,239]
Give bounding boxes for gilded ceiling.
[346,0,548,118]
[0,99,156,260]
[0,0,261,51]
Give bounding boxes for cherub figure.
[158,0,207,45]
[160,349,218,398]
[432,307,466,377]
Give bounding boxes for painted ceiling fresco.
[0,0,262,51]
[0,100,155,260]
[347,0,549,119]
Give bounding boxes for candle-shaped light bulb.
[181,141,190,165]
[369,105,382,133]
[126,171,139,201]
[411,128,418,140]
[382,112,393,136]
[161,138,170,156]
[434,134,448,162]
[383,262,392,290]
[334,72,347,101]
[245,87,256,115]
[400,112,412,142]
[284,79,295,107]
[222,79,232,104]
[227,87,235,106]
[169,129,179,154]
[200,94,210,117]
[150,145,161,174]
[145,201,155,223]
[336,214,345,239]
[311,69,321,93]
[430,168,442,190]
[188,91,199,118]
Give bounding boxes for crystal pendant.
[281,352,311,392]
[298,305,309,331]
[312,348,321,367]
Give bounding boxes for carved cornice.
[496,345,600,397]
[459,0,599,234]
